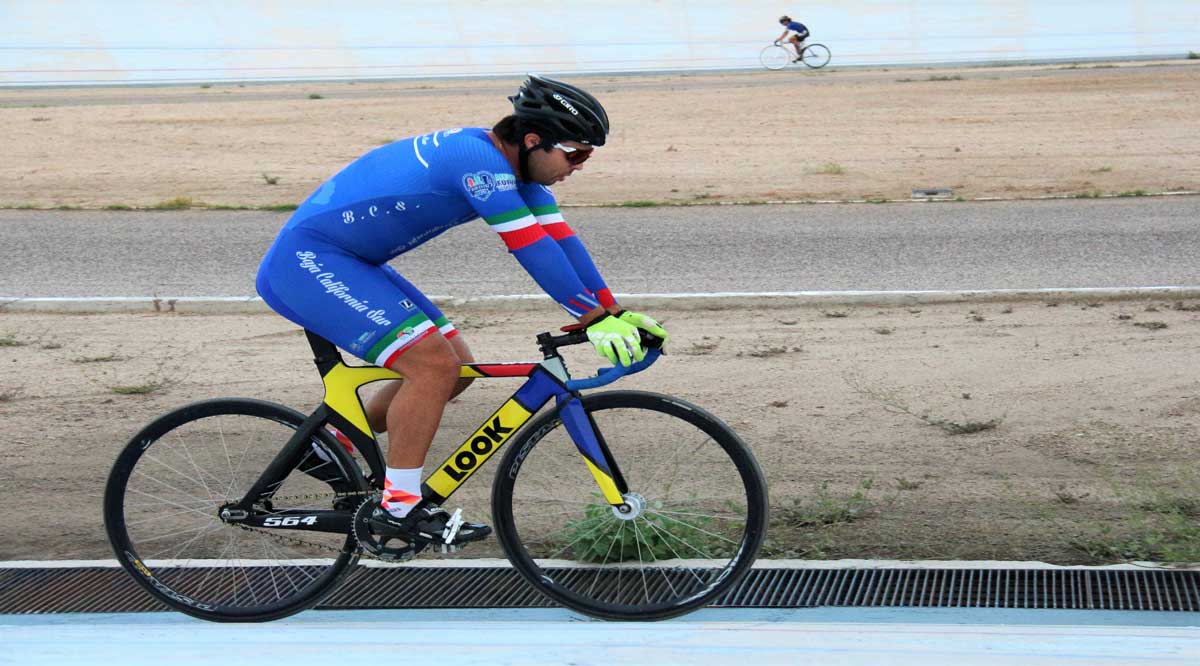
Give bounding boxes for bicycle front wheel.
[759,44,792,71]
[492,390,768,620]
[801,43,831,69]
[104,398,367,622]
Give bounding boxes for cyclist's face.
[526,136,593,185]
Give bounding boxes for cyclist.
[255,75,668,550]
[775,15,811,62]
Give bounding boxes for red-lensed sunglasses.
[553,142,594,165]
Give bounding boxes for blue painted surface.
[2,608,1199,665]
[1,1,1197,85]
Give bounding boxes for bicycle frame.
[235,330,648,525]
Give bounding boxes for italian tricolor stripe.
[366,313,436,367]
[486,207,545,250]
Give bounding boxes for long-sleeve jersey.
[280,127,614,316]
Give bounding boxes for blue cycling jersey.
[257,127,614,367]
[786,21,808,34]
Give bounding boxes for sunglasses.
[553,142,594,165]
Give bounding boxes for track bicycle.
[760,41,831,70]
[104,325,768,622]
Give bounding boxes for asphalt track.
[1,197,1198,301]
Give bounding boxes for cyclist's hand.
[617,310,669,349]
[773,40,781,45]
[585,312,645,367]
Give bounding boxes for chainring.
[351,492,426,562]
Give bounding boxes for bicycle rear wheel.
[759,44,792,71]
[492,390,768,620]
[104,398,367,622]
[801,43,831,69]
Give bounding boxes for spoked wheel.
[801,43,831,69]
[104,398,368,622]
[759,44,793,71]
[493,391,768,621]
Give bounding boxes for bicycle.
[760,41,831,70]
[104,325,768,622]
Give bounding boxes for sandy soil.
[2,61,1198,566]
[1,61,1197,209]
[1,296,1198,563]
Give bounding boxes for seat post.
[304,330,344,375]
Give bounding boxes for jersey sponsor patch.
[463,171,497,201]
[495,173,517,192]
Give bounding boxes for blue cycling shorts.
[256,227,456,367]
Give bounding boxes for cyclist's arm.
[521,183,618,311]
[455,187,602,319]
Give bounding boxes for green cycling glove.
[617,311,670,348]
[585,312,645,367]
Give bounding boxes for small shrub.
[775,479,875,528]
[261,173,279,185]
[872,326,894,335]
[618,200,659,207]
[814,162,845,175]
[1189,51,1199,60]
[822,310,849,318]
[308,93,324,100]
[1134,321,1168,330]
[1171,301,1200,312]
[928,74,963,81]
[151,197,194,210]
[561,499,736,562]
[896,478,922,491]
[0,334,24,347]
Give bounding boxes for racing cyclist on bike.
[255,75,669,550]
[775,15,811,62]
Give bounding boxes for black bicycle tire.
[491,390,768,621]
[103,397,366,622]
[801,43,831,69]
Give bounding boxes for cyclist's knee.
[446,334,476,393]
[388,335,459,395]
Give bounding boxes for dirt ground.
[2,61,1198,566]
[1,61,1197,208]
[1,296,1198,563]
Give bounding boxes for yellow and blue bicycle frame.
[300,330,652,508]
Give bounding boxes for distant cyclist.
[255,75,668,550]
[775,15,811,62]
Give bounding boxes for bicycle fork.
[556,395,633,511]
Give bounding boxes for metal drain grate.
[2,566,1197,615]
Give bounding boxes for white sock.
[382,467,423,518]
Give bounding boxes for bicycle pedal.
[438,544,462,554]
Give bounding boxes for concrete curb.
[2,287,1200,314]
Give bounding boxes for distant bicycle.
[760,41,831,70]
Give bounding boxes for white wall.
[2,1,1196,85]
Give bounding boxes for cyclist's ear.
[522,132,542,150]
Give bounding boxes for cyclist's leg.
[363,265,475,433]
[257,231,458,466]
[791,32,808,59]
